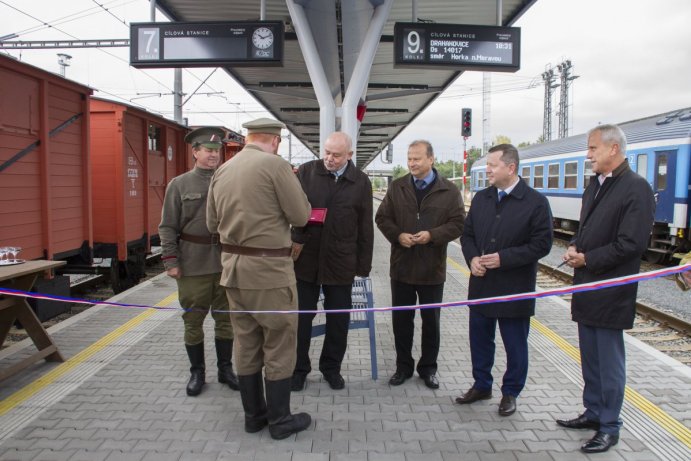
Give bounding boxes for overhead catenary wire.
[0,0,264,128]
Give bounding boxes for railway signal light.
[384,144,393,163]
[462,108,472,137]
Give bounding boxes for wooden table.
[0,260,66,381]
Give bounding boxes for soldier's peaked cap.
[185,126,225,147]
[242,117,285,136]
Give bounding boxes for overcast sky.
[3,0,690,168]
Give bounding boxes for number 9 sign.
[407,30,420,54]
[402,27,425,61]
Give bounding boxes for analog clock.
[252,27,274,50]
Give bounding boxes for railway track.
[537,262,691,365]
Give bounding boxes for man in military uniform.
[159,126,239,397]
[207,118,312,440]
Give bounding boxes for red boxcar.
[0,55,93,263]
[90,98,189,291]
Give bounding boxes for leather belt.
[221,244,291,257]
[179,232,220,245]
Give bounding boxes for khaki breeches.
[177,273,232,345]
[225,285,298,380]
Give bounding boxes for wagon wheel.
[110,260,136,294]
[644,250,666,265]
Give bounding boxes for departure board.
[130,21,283,68]
[394,23,520,72]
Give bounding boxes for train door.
[653,150,676,223]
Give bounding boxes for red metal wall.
[90,99,188,261]
[0,55,92,261]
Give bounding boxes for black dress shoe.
[556,414,600,430]
[291,373,306,392]
[581,431,619,453]
[498,395,516,416]
[324,373,345,390]
[421,374,439,389]
[388,371,413,386]
[455,388,492,404]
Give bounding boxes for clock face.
[252,27,274,50]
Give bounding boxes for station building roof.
[153,0,537,167]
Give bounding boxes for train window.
[475,171,484,188]
[564,162,578,189]
[148,124,162,152]
[637,154,648,178]
[655,155,668,191]
[583,161,593,188]
[534,165,544,188]
[548,163,560,188]
[521,166,531,186]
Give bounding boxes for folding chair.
[310,277,378,380]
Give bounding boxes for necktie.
[497,190,507,202]
[415,179,426,190]
[331,172,338,182]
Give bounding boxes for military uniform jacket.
[375,172,465,285]
[461,179,553,318]
[207,144,311,290]
[571,160,655,329]
[291,159,374,285]
[159,166,221,277]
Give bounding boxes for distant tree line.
[391,146,482,180]
[387,134,544,181]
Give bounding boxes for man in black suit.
[457,143,552,416]
[556,124,654,453]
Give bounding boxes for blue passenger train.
[470,108,691,263]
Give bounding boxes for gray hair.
[488,143,519,168]
[409,140,434,157]
[588,124,627,155]
[327,131,353,152]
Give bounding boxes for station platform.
[1,219,690,461]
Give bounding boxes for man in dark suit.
[556,124,654,453]
[457,144,552,416]
[289,131,374,391]
[376,140,465,389]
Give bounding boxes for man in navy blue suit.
[458,144,552,417]
[557,124,654,453]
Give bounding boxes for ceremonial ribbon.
[1,264,689,315]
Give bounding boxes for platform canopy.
[152,0,537,167]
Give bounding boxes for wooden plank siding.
[0,55,91,261]
[90,98,189,262]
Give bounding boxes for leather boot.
[215,338,239,390]
[238,372,268,433]
[185,343,206,396]
[265,377,311,440]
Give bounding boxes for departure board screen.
[394,23,520,72]
[130,21,283,68]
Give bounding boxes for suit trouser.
[469,311,530,397]
[391,280,443,377]
[294,280,351,376]
[225,285,298,381]
[178,273,232,345]
[578,323,625,435]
